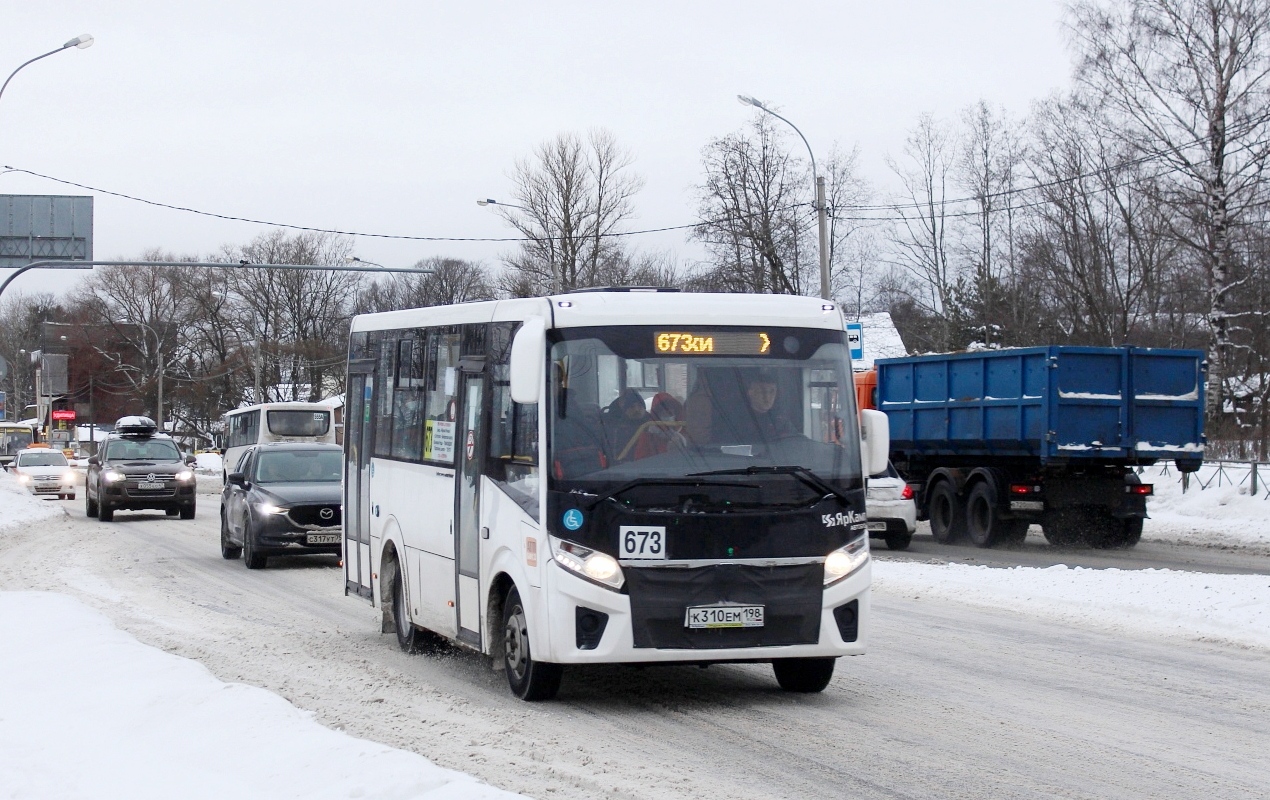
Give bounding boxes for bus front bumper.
[541,559,870,665]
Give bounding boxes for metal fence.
[1146,459,1270,499]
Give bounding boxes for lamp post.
[0,35,94,110]
[478,198,560,294]
[737,95,832,301]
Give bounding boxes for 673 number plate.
[685,605,765,629]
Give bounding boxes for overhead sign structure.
[0,195,93,269]
[846,322,864,362]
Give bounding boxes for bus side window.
[373,333,396,458]
[391,335,426,461]
[422,328,460,464]
[488,323,539,519]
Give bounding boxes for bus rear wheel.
[502,587,562,701]
[772,657,836,692]
[392,566,423,653]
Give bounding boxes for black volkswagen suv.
[86,416,197,522]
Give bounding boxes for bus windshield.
[548,325,861,506]
[267,410,331,437]
[1,426,33,456]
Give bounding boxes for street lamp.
[737,95,832,301]
[478,198,560,294]
[0,35,94,109]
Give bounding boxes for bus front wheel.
[772,657,836,693]
[502,587,562,701]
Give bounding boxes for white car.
[9,448,77,500]
[866,461,916,550]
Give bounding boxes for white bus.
[0,422,36,467]
[343,290,889,700]
[223,402,338,479]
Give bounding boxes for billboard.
[0,195,93,269]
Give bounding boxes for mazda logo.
[319,507,334,520]
[146,473,156,482]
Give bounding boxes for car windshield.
[255,450,342,483]
[267,410,330,437]
[548,325,862,506]
[18,452,67,467]
[104,439,181,461]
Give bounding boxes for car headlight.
[17,473,30,484]
[549,534,624,591]
[63,470,77,482]
[102,470,125,483]
[175,469,195,482]
[824,532,869,586]
[257,503,289,515]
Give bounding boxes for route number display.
[654,331,772,355]
[619,525,667,560]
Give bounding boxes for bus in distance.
[342,290,889,700]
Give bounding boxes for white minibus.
[343,290,889,700]
[223,402,337,479]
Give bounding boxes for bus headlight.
[824,533,869,586]
[549,535,625,591]
[102,470,125,483]
[175,469,195,482]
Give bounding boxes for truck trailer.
[872,346,1205,549]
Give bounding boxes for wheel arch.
[378,521,406,634]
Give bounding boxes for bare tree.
[358,257,497,312]
[498,130,644,294]
[886,113,958,349]
[1069,0,1270,418]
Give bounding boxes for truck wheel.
[928,482,966,544]
[773,657,836,692]
[503,587,562,701]
[1042,510,1084,547]
[997,520,1030,546]
[965,483,1001,548]
[884,531,913,551]
[1118,517,1144,548]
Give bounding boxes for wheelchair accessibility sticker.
[562,509,584,531]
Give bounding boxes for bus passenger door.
[453,363,486,646]
[344,364,375,603]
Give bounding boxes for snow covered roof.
[850,311,907,369]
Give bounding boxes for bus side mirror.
[510,317,546,405]
[859,409,890,477]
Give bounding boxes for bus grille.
[625,563,823,649]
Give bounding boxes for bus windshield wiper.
[687,465,850,505]
[582,477,760,510]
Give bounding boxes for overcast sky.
[1,1,1072,297]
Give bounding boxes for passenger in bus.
[738,368,796,441]
[602,388,651,463]
[684,374,715,444]
[552,403,607,479]
[630,392,687,459]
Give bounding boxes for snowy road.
[0,494,1265,798]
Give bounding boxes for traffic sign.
[845,322,864,361]
[51,409,77,421]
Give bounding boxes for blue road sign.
[845,322,864,362]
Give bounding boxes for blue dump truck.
[875,346,1205,549]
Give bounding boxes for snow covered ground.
[1139,461,1270,550]
[1,463,1267,798]
[0,592,522,800]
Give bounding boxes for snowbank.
[873,560,1270,650]
[0,471,67,532]
[194,451,224,474]
[0,592,524,800]
[1142,463,1270,549]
